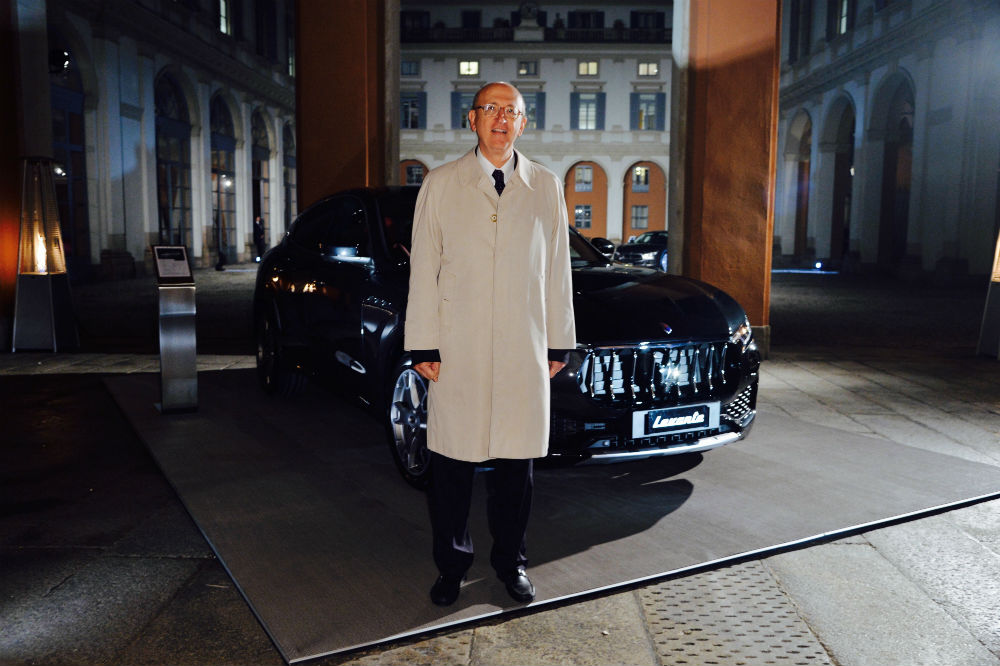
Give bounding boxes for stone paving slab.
[765,535,1000,666]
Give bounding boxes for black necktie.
[492,169,505,196]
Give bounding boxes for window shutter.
[535,92,546,130]
[451,91,462,129]
[629,93,639,130]
[596,93,606,131]
[656,93,666,131]
[570,92,580,131]
[418,92,427,129]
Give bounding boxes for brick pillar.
[671,0,780,353]
[296,0,396,208]
[0,0,22,350]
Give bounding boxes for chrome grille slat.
[579,342,728,406]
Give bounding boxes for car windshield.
[377,189,419,263]
[569,228,611,267]
[634,232,666,244]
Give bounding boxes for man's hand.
[548,360,566,379]
[414,361,440,382]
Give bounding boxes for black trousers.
[428,451,533,578]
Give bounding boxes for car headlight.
[640,251,657,261]
[729,317,753,352]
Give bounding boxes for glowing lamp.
[12,157,77,351]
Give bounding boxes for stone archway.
[822,96,856,269]
[563,161,608,240]
[787,111,812,259]
[621,161,666,242]
[399,159,428,186]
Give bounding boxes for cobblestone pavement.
[1,267,999,665]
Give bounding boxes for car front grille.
[577,342,731,407]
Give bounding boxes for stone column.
[671,0,780,350]
[0,0,22,349]
[296,0,395,206]
[812,143,837,263]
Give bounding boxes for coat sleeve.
[545,175,577,351]
[404,176,443,352]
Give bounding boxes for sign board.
[976,230,1000,359]
[152,245,194,285]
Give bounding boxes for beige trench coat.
[404,149,577,462]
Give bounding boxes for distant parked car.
[614,230,669,272]
[253,188,760,489]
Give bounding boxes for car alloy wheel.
[387,364,431,489]
[255,314,306,396]
[659,251,669,272]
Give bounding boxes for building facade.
[776,0,1000,278]
[398,1,672,244]
[43,0,296,279]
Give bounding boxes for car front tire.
[255,313,307,397]
[386,360,432,490]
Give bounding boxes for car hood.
[570,265,742,346]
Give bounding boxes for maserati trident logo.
[660,322,672,335]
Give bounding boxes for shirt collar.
[475,146,517,182]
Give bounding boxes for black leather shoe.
[430,574,464,606]
[498,566,535,603]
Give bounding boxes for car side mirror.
[590,237,615,257]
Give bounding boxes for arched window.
[283,123,297,230]
[878,81,914,270]
[399,159,428,186]
[622,161,666,244]
[210,95,237,266]
[155,74,192,246]
[49,29,89,275]
[251,110,271,251]
[563,161,608,240]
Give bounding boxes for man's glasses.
[472,104,523,120]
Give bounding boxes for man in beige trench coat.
[404,81,576,606]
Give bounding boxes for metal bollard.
[153,246,198,412]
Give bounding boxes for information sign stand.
[153,245,197,411]
[977,231,1000,359]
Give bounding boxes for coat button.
[491,214,497,223]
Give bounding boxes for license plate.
[632,403,720,438]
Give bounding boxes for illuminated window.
[577,60,598,77]
[575,165,593,192]
[518,60,538,77]
[459,60,479,76]
[574,204,592,229]
[837,0,850,34]
[632,166,650,192]
[638,61,659,77]
[219,0,232,34]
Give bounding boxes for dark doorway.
[830,108,855,268]
[878,83,914,271]
[793,117,812,259]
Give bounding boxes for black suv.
[254,187,760,488]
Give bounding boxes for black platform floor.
[106,369,1000,663]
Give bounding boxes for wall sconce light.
[12,157,78,351]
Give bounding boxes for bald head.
[472,81,525,114]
